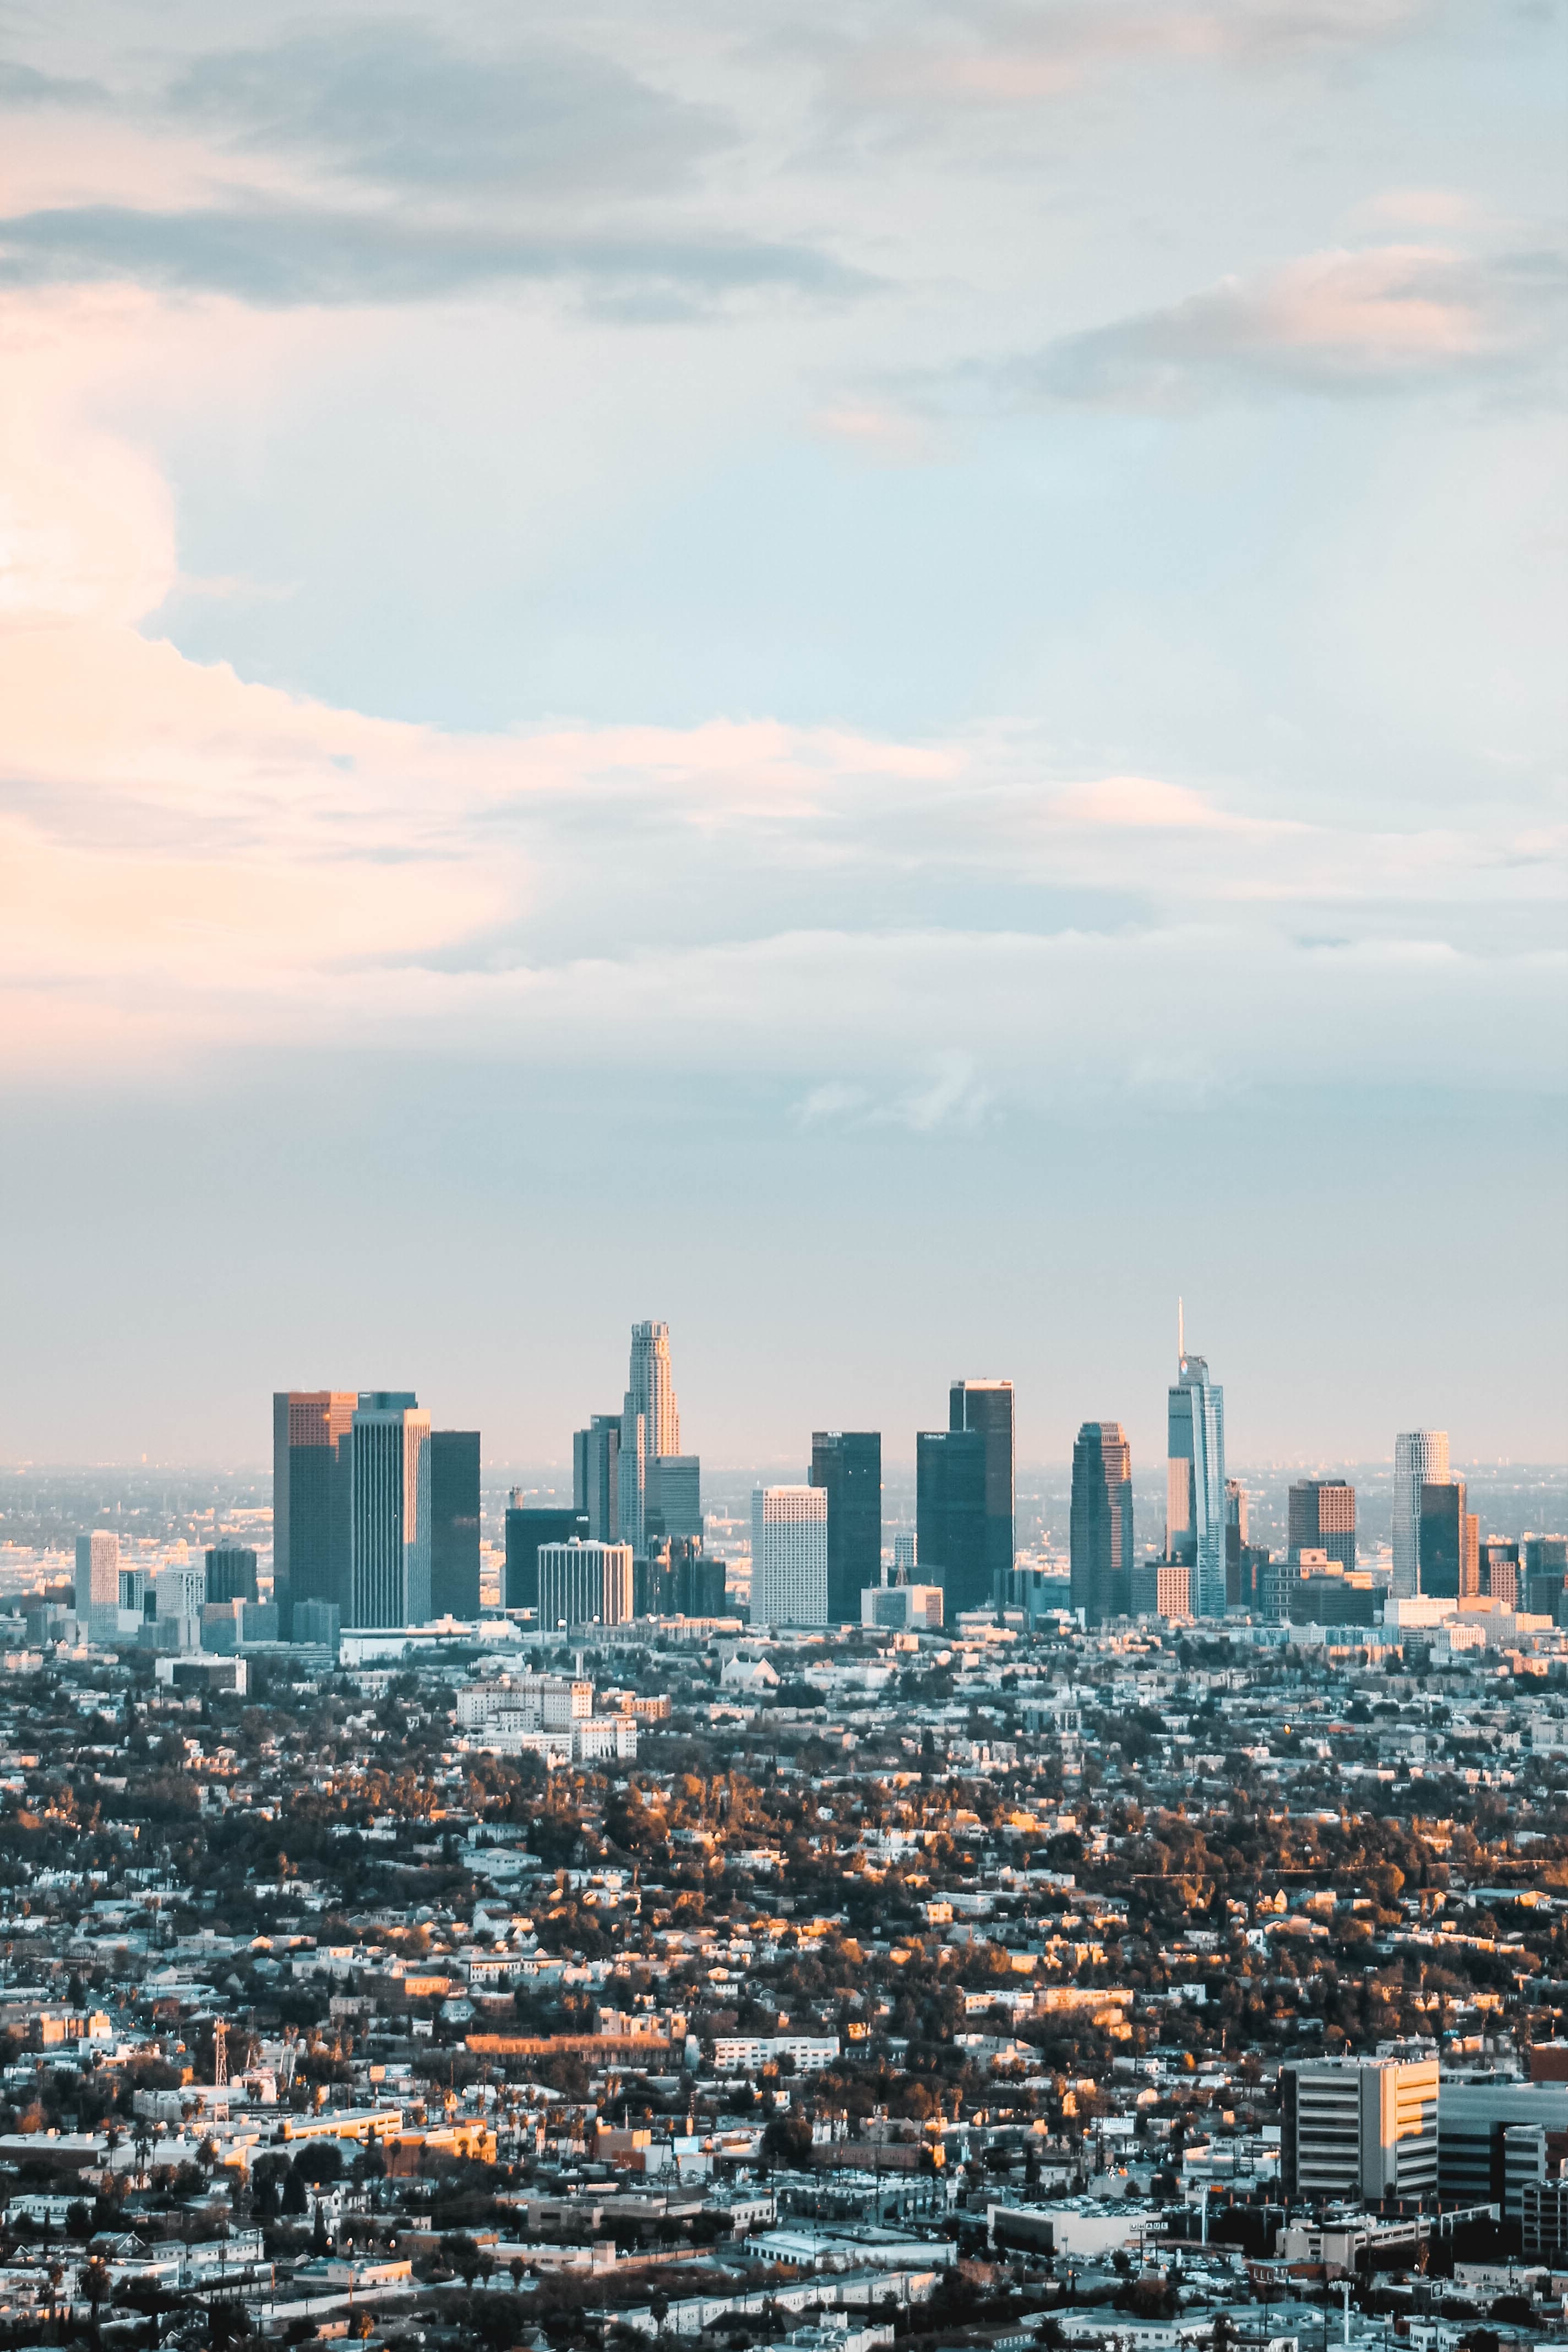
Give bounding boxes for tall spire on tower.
[1178,1295,1185,1369]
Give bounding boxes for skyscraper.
[949,1380,1015,1602]
[810,1431,882,1625]
[537,1539,634,1631]
[620,1320,680,1551]
[273,1391,357,1639]
[648,1455,703,1544]
[205,1547,259,1605]
[430,1430,481,1619]
[1069,1423,1134,1626]
[1224,1479,1249,1609]
[916,1428,988,1616]
[573,1414,621,1543]
[751,1486,827,1626]
[1280,2057,1439,2203]
[1167,1343,1226,1619]
[349,1392,432,1629]
[504,1502,589,1611]
[1420,1479,1479,1600]
[1288,1479,1357,1572]
[1393,1430,1449,1598]
[76,1531,120,1643]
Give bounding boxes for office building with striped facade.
[1280,2056,1438,2203]
[349,1393,431,1630]
[752,1485,828,1626]
[537,1539,634,1630]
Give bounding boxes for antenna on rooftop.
[213,2017,227,2088]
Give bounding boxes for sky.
[0,0,1564,1471]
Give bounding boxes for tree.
[761,2110,814,2169]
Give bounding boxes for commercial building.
[1167,1348,1226,1620]
[349,1392,432,1630]
[537,1539,634,1630]
[76,1531,121,1645]
[204,1547,258,1605]
[810,1431,882,1625]
[1392,1430,1449,1598]
[1069,1422,1134,1626]
[648,1454,703,1544]
[1224,1480,1249,1608]
[950,1380,1015,1605]
[1288,1478,1357,1572]
[573,1414,622,1544]
[620,1320,680,1552]
[430,1430,481,1620]
[504,1501,588,1612]
[1280,2057,1438,2203]
[916,1428,988,1619]
[1477,1538,1521,1608]
[861,1583,944,1631]
[1523,2180,1568,2262]
[752,1486,828,1627]
[1130,1561,1191,1623]
[1437,2082,1568,2220]
[1420,1479,1479,1599]
[273,1390,357,1637]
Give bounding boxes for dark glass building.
[1287,1478,1357,1572]
[504,1504,587,1611]
[949,1380,1015,1603]
[573,1414,622,1543]
[1420,1479,1478,1598]
[205,1547,259,1605]
[1069,1422,1134,1625]
[810,1431,882,1624]
[916,1427,988,1616]
[272,1390,356,1640]
[431,1430,481,1619]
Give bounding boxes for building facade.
[810,1430,883,1625]
[862,1583,944,1630]
[648,1454,703,1544]
[1280,2057,1439,2203]
[950,1380,1015,1604]
[537,1539,634,1629]
[1288,1478,1357,1572]
[1167,1351,1227,1619]
[76,1531,121,1644]
[503,1503,589,1611]
[272,1390,357,1638]
[349,1392,432,1630]
[751,1485,828,1626]
[204,1547,259,1605]
[1438,2083,1568,2220]
[916,1428,988,1617]
[619,1320,680,1552]
[1392,1429,1449,1598]
[429,1429,481,1619]
[1069,1421,1134,1625]
[1420,1478,1479,1599]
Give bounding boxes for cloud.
[0,59,107,107]
[0,201,874,311]
[166,25,731,199]
[989,245,1565,406]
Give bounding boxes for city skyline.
[0,1,1560,1469]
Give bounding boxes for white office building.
[1281,2056,1438,2202]
[537,1539,634,1630]
[1393,1430,1450,1597]
[752,1486,828,1627]
[77,1531,121,1645]
[349,1392,432,1629]
[863,1583,944,1630]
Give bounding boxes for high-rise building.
[1280,2057,1439,2203]
[1288,1478,1357,1573]
[504,1504,588,1611]
[810,1431,882,1625]
[430,1430,481,1619]
[1167,1347,1226,1619]
[205,1547,259,1605]
[1438,2083,1568,2221]
[1224,1479,1249,1608]
[273,1391,357,1638]
[1420,1479,1479,1599]
[1525,1534,1568,1619]
[649,1455,703,1544]
[891,1533,917,1582]
[1392,1430,1449,1597]
[573,1415,622,1544]
[1478,1538,1521,1609]
[1130,1560,1191,1622]
[76,1531,121,1643]
[862,1585,944,1631]
[620,1320,680,1552]
[751,1486,828,1627]
[950,1381,1015,1602]
[349,1392,432,1629]
[915,1428,988,1617]
[537,1539,633,1631]
[1069,1423,1134,1626]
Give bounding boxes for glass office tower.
[1070,1422,1134,1625]
[430,1430,481,1619]
[1167,1350,1226,1620]
[810,1430,882,1624]
[273,1390,357,1638]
